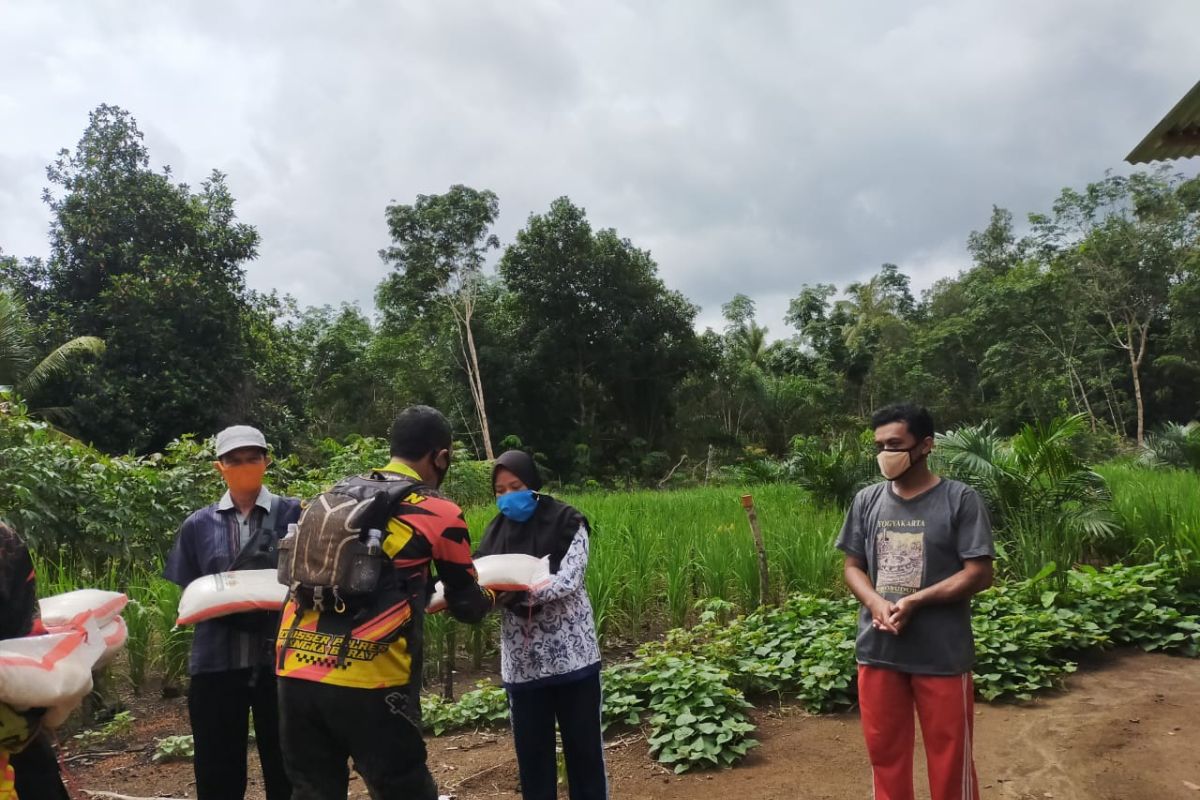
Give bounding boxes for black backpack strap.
[230,498,282,571]
[356,475,419,533]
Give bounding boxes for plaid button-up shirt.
[164,488,301,675]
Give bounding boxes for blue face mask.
[496,489,538,522]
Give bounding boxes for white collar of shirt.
[218,485,274,515]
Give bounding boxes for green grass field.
[30,464,1200,694]
[466,483,845,642]
[1098,464,1200,577]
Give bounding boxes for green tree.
[499,197,699,472]
[1032,170,1200,446]
[378,186,501,459]
[713,294,769,442]
[966,206,1027,275]
[293,303,419,444]
[0,289,104,407]
[28,104,261,451]
[227,291,312,453]
[786,265,916,417]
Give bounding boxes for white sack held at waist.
[39,590,127,629]
[427,554,551,613]
[0,619,105,712]
[44,616,128,671]
[94,616,128,669]
[177,569,288,625]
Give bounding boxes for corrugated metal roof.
[1127,79,1200,164]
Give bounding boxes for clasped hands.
[868,595,918,635]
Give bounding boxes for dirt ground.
[63,650,1200,800]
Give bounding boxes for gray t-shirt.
[835,478,994,675]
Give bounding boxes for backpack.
[277,474,417,613]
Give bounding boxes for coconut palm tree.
[0,290,104,408]
[935,413,1116,583]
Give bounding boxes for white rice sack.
[0,618,104,711]
[177,569,288,625]
[43,620,106,729]
[94,616,128,669]
[427,554,551,613]
[39,590,127,629]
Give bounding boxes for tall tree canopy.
[498,197,699,472]
[5,104,1200,477]
[5,105,271,451]
[378,185,501,457]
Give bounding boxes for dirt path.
[67,651,1200,800]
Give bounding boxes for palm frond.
[0,292,35,386]
[1141,422,1200,471]
[941,415,1116,584]
[17,336,105,396]
[1062,504,1119,542]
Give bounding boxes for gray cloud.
[1,0,1197,336]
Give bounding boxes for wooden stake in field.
[740,494,771,607]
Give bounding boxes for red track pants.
[857,665,980,800]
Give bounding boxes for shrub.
[784,433,876,509]
[936,414,1116,582]
[1140,422,1200,471]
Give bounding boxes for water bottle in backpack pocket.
[278,475,415,613]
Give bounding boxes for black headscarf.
[474,451,586,574]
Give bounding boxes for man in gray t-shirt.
[835,404,994,800]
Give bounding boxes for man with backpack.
[275,405,498,800]
[165,425,300,800]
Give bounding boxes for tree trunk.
[1034,324,1098,433]
[1104,372,1127,435]
[1129,318,1150,448]
[1130,353,1145,447]
[461,307,494,460]
[1076,372,1097,433]
[450,285,494,461]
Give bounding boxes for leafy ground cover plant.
[152,734,194,762]
[421,682,509,736]
[423,556,1200,772]
[71,711,135,749]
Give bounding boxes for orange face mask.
[215,461,267,494]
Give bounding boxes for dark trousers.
[11,732,70,800]
[508,672,607,800]
[277,677,437,800]
[188,666,292,800]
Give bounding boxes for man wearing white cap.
[165,425,301,800]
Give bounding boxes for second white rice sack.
[427,554,551,613]
[177,569,288,625]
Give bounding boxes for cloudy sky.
[2,1,1198,333]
